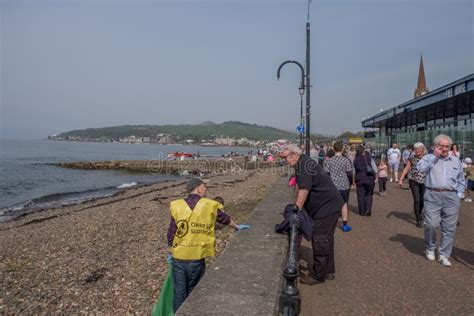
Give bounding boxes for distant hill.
[57,121,298,142]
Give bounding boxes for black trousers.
[338,189,350,203]
[408,180,425,221]
[378,177,387,193]
[311,212,339,279]
[356,181,375,215]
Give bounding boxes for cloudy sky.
[1,0,473,139]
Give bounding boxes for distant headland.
[48,121,364,147]
[48,121,297,147]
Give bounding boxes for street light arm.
[277,60,305,87]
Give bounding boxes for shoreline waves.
[0,139,256,221]
[1,157,279,223]
[0,179,177,223]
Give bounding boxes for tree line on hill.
[53,121,364,145]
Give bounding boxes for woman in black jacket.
[353,146,376,216]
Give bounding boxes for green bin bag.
[152,262,174,316]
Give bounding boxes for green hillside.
[58,121,298,141]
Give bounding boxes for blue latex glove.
[166,253,173,264]
[237,224,250,230]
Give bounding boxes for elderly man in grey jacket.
[417,134,466,267]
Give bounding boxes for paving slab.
[299,182,474,315]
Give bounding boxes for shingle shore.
[0,170,280,314]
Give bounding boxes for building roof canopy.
[362,73,474,128]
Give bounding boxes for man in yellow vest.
[166,177,249,312]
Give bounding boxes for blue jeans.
[172,259,205,312]
[423,190,460,257]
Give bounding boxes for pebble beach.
[0,170,281,314]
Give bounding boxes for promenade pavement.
[299,182,474,315]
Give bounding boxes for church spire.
[414,54,429,98]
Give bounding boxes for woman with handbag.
[353,146,377,216]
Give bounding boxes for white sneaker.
[464,198,472,203]
[438,255,452,267]
[389,178,393,182]
[425,250,435,261]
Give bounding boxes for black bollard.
[279,205,301,315]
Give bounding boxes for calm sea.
[0,139,252,222]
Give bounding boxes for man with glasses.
[417,134,466,267]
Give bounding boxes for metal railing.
[279,205,301,315]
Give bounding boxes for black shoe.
[325,273,335,280]
[366,212,371,216]
[300,275,325,285]
[359,212,365,216]
[416,220,422,228]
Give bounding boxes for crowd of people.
[312,137,472,221]
[163,134,472,311]
[280,134,471,285]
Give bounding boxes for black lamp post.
[277,60,307,152]
[277,1,312,155]
[304,21,311,156]
[298,84,305,146]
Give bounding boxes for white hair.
[281,143,303,155]
[413,142,426,149]
[413,142,427,155]
[433,134,453,146]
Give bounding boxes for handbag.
[363,154,376,176]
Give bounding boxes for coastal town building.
[157,134,174,144]
[214,137,237,146]
[120,136,140,144]
[49,134,266,147]
[362,61,474,158]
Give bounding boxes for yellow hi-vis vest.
[170,198,223,260]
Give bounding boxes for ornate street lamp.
[277,60,308,152]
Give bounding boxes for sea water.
[0,139,252,222]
